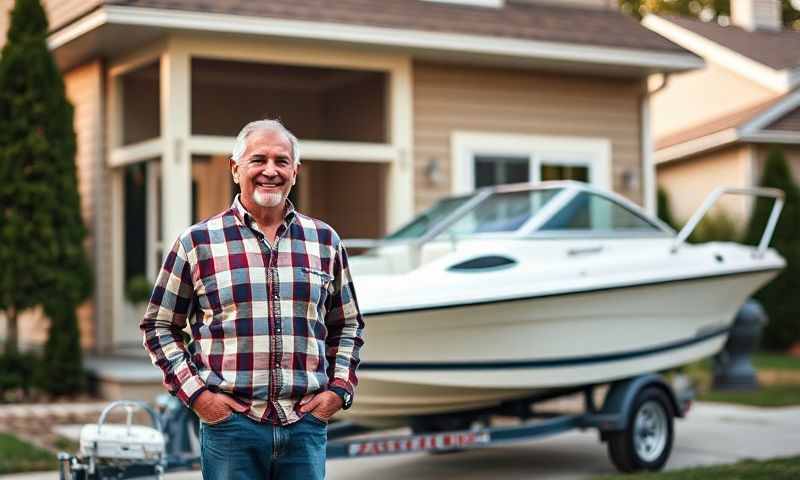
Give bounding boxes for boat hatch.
[447,255,517,271]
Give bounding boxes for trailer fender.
[593,374,683,432]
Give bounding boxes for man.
[141,119,364,479]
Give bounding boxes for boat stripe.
[364,267,781,317]
[360,326,730,370]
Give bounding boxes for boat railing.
[671,187,784,257]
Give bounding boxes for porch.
[104,35,413,353]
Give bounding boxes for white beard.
[253,189,285,208]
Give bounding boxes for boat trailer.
[58,373,692,479]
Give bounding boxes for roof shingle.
[101,0,687,53]
[663,15,800,70]
[766,106,800,132]
[655,95,786,150]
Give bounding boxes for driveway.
[3,402,799,480]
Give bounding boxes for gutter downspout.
[642,73,670,215]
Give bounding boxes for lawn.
[700,384,800,407]
[593,456,800,480]
[677,351,800,407]
[0,432,58,475]
[752,352,800,371]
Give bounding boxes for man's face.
[232,129,298,210]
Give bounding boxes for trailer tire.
[607,387,674,473]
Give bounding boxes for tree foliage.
[0,0,91,393]
[657,186,679,230]
[744,147,800,350]
[619,0,800,30]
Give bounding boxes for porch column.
[387,58,414,231]
[160,40,192,245]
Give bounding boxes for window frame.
[451,131,612,195]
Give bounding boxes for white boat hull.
[344,269,778,423]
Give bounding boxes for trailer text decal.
[348,431,491,457]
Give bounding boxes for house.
[0,0,701,397]
[643,0,800,225]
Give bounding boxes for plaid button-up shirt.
[141,197,364,425]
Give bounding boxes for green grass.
[675,352,800,407]
[752,353,800,371]
[699,384,800,407]
[0,432,57,474]
[594,456,800,479]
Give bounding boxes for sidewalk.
[2,402,799,479]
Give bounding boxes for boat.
[342,181,785,425]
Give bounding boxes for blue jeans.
[199,412,327,480]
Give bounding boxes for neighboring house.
[0,0,701,396]
[643,0,800,225]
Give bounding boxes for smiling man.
[141,119,364,479]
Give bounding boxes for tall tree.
[619,0,800,30]
[0,0,91,390]
[743,147,800,350]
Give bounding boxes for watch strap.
[329,386,353,410]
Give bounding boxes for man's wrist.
[329,386,353,410]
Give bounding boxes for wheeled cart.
[58,373,691,478]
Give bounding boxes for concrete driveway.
[3,402,799,480]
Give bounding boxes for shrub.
[743,146,800,350]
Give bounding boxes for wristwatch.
[329,386,353,410]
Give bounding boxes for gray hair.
[231,119,301,166]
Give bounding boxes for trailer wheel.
[607,387,674,473]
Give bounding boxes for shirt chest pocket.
[293,267,334,310]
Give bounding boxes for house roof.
[655,90,800,164]
[767,105,800,131]
[660,15,800,71]
[97,0,687,54]
[655,96,786,151]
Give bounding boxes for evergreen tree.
[744,147,800,350]
[0,0,91,393]
[657,186,678,230]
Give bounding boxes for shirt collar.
[232,194,296,231]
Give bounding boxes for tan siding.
[657,145,753,226]
[43,0,101,31]
[64,60,106,350]
[0,0,101,45]
[413,62,643,210]
[651,61,777,140]
[0,0,10,44]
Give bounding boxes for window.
[452,132,611,194]
[475,155,529,188]
[539,192,660,233]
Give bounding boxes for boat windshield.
[385,195,474,240]
[442,189,561,237]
